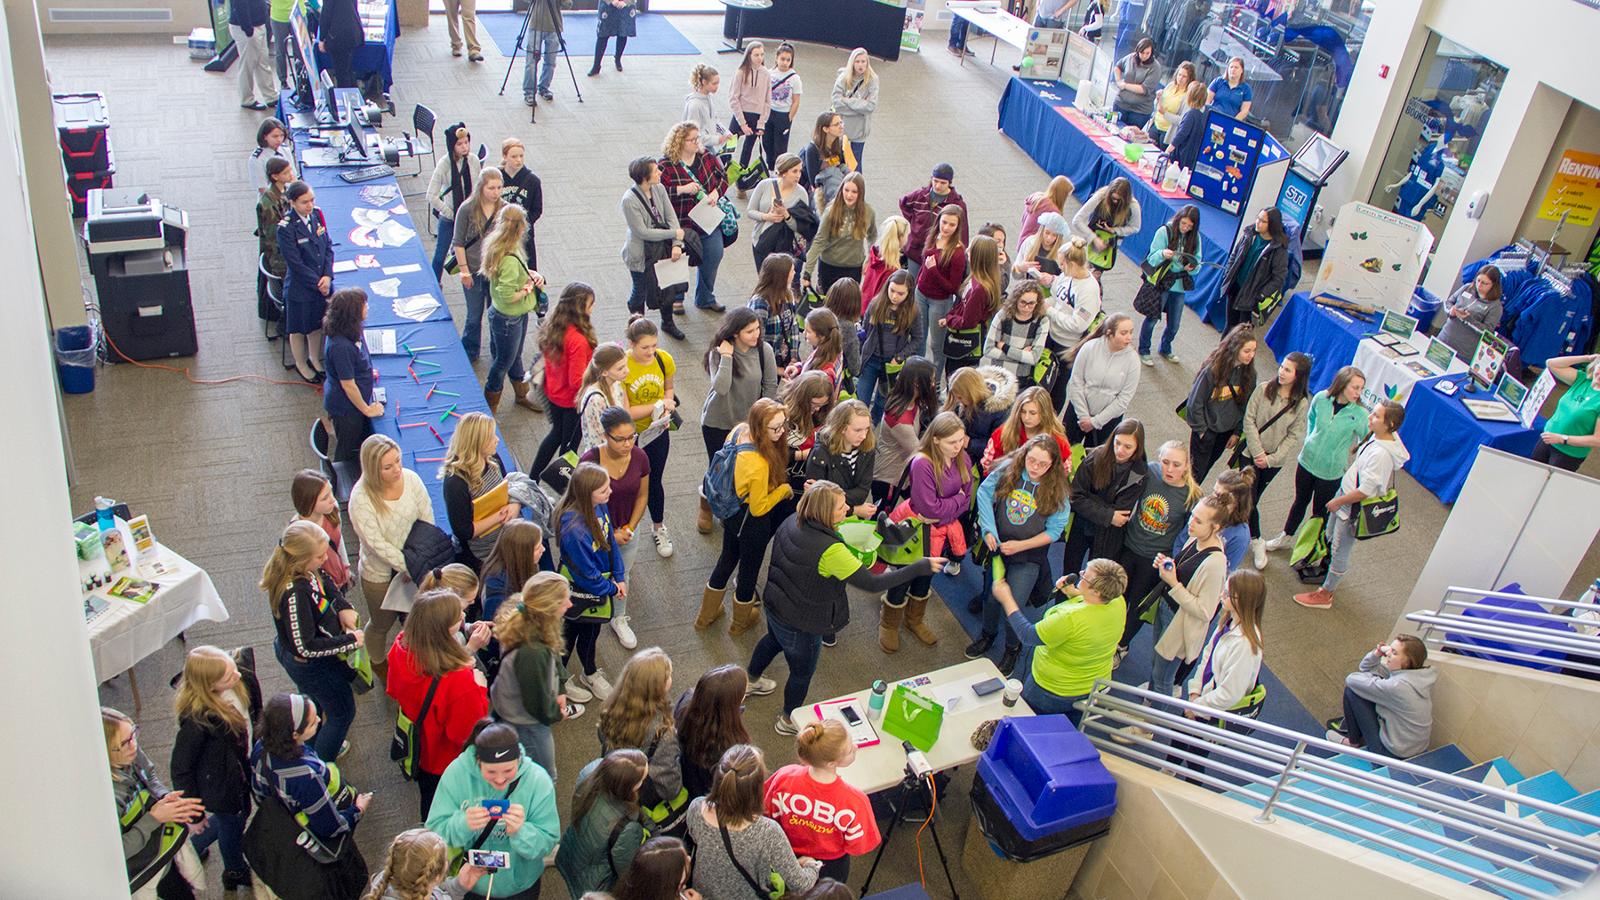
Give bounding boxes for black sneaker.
[964,633,995,659]
[997,643,1021,677]
[822,634,837,647]
[662,321,686,340]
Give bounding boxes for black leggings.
[762,109,793,168]
[709,501,791,602]
[1534,441,1585,472]
[1115,545,1162,649]
[731,113,762,169]
[1282,463,1339,536]
[591,34,628,70]
[1247,465,1281,537]
[563,618,602,675]
[643,433,670,524]
[1225,302,1252,333]
[1189,429,1232,484]
[529,402,580,476]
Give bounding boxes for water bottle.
[95,496,116,532]
[867,680,887,720]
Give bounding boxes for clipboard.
[687,198,725,236]
[472,480,511,534]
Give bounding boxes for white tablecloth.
[86,545,230,681]
[1354,330,1469,408]
[793,658,1033,795]
[947,2,1033,49]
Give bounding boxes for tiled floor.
[46,13,1597,896]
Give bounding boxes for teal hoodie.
[426,747,560,897]
[1297,390,1370,481]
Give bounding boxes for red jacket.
[944,280,992,330]
[860,246,896,315]
[385,635,488,776]
[544,325,594,409]
[915,244,967,301]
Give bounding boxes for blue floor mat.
[479,13,701,59]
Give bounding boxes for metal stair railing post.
[1253,739,1306,825]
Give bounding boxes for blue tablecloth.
[997,77,1241,329]
[1398,378,1544,504]
[316,0,398,89]
[287,91,511,537]
[1263,292,1372,394]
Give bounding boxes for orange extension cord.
[97,318,322,391]
[913,774,938,890]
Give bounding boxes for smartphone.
[467,849,509,870]
[972,677,1004,697]
[841,705,863,725]
[481,799,509,818]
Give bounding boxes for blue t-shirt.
[1208,77,1253,119]
[323,334,373,418]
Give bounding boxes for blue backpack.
[703,441,755,521]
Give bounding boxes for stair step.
[1387,745,1472,785]
[1326,752,1379,772]
[1509,771,1580,809]
[1528,790,1600,837]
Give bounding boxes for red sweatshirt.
[385,635,488,776]
[986,425,1071,471]
[764,764,881,861]
[544,324,594,409]
[944,280,992,330]
[915,244,967,301]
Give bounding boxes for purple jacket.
[908,455,972,526]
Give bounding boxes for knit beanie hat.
[1037,212,1068,237]
[931,163,955,182]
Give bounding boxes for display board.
[207,0,235,58]
[1309,201,1434,313]
[1187,111,1265,216]
[1277,168,1318,233]
[1061,28,1096,86]
[1018,27,1069,80]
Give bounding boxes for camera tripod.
[497,0,584,124]
[859,766,959,898]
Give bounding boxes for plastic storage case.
[971,717,1117,861]
[52,92,111,173]
[65,146,116,219]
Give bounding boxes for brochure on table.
[1310,201,1434,314]
[1186,111,1288,217]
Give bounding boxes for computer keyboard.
[339,164,395,183]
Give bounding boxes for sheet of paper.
[687,198,725,236]
[332,260,357,273]
[368,277,402,298]
[654,254,691,289]
[359,184,401,205]
[348,226,382,248]
[383,263,423,275]
[392,295,442,322]
[364,328,397,355]
[355,254,380,269]
[352,207,391,227]
[376,218,417,247]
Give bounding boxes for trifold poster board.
[1311,201,1435,314]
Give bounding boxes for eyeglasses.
[606,432,637,443]
[118,726,140,750]
[766,423,788,434]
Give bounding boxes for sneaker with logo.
[1264,531,1293,552]
[653,525,675,558]
[774,714,799,735]
[746,676,777,696]
[565,679,594,704]
[575,669,613,702]
[610,615,638,649]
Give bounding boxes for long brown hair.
[540,282,598,359]
[803,308,843,374]
[1225,569,1266,655]
[1031,175,1073,216]
[810,110,843,158]
[998,385,1064,454]
[782,370,836,436]
[1202,324,1257,390]
[1213,466,1256,528]
[822,172,871,241]
[925,204,966,264]
[399,589,474,677]
[964,235,1002,314]
[1267,351,1312,406]
[556,463,613,547]
[677,665,751,773]
[708,744,767,827]
[481,520,545,593]
[614,837,691,900]
[598,647,674,750]
[995,435,1070,517]
[1087,418,1146,491]
[915,412,971,487]
[746,398,790,491]
[1094,178,1134,227]
[942,367,988,423]
[571,748,648,826]
[866,269,916,334]
[752,253,797,314]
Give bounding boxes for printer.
[84,188,197,360]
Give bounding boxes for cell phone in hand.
[467,849,509,870]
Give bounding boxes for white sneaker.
[944,561,962,576]
[565,678,594,704]
[580,669,614,702]
[747,676,777,696]
[1251,538,1267,570]
[1140,354,1155,367]
[1264,531,1293,552]
[610,615,638,649]
[564,702,586,720]
[653,525,675,558]
[774,714,799,735]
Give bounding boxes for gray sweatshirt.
[1067,336,1141,427]
[1241,384,1308,468]
[803,204,878,278]
[1345,650,1436,758]
[701,343,778,430]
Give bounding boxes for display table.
[722,0,904,61]
[1263,292,1370,394]
[316,0,399,89]
[1351,333,1467,407]
[87,544,229,683]
[996,77,1241,328]
[1398,380,1544,504]
[793,659,1032,795]
[947,1,1031,66]
[284,89,513,534]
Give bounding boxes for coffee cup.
[1002,679,1022,708]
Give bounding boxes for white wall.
[1515,102,1600,257]
[0,7,132,896]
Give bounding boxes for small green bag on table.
[881,683,944,752]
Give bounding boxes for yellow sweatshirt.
[734,451,792,517]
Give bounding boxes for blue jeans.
[1148,599,1184,697]
[431,216,456,282]
[190,810,247,874]
[979,559,1042,643]
[522,29,560,97]
[747,611,822,717]
[948,17,969,49]
[461,278,490,361]
[1138,290,1185,356]
[485,307,529,392]
[1323,512,1357,592]
[273,639,355,762]
[1034,14,1065,28]
[858,356,889,421]
[1114,0,1146,59]
[695,229,725,309]
[508,720,557,783]
[916,288,954,374]
[1023,676,1088,727]
[850,140,865,172]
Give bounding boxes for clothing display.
[1460,248,1594,369]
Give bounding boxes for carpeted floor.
[479,11,701,60]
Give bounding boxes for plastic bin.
[1408,286,1443,333]
[51,92,111,173]
[65,146,115,219]
[55,324,97,394]
[972,717,1117,859]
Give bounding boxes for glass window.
[1366,32,1504,230]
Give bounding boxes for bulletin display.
[1187,111,1265,216]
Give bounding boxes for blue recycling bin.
[1408,287,1443,333]
[55,325,97,394]
[970,717,1117,861]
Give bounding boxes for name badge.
[297,237,310,244]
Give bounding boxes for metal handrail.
[1406,612,1596,654]
[1404,585,1600,673]
[1075,682,1600,898]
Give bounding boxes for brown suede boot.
[511,377,541,411]
[904,592,940,646]
[730,595,762,636]
[696,584,727,630]
[484,388,503,413]
[697,496,714,534]
[878,598,905,653]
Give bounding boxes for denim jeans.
[1323,512,1357,592]
[858,356,889,421]
[461,278,490,361]
[979,559,1042,643]
[849,140,866,172]
[522,29,561,97]
[273,639,355,761]
[1034,14,1065,28]
[1138,289,1185,356]
[615,535,640,619]
[1149,599,1183,697]
[695,229,725,309]
[485,307,529,392]
[916,288,954,374]
[1341,686,1396,757]
[509,720,558,783]
[190,810,247,874]
[747,611,822,716]
[431,216,456,282]
[1023,675,1087,726]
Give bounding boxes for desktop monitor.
[1291,132,1348,183]
[344,119,370,160]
